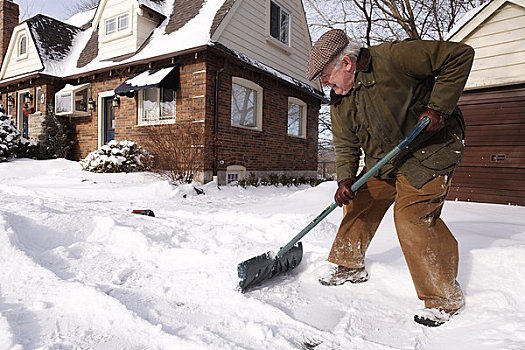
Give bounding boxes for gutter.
[213,66,225,178]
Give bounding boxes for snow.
[125,67,174,87]
[46,0,228,78]
[64,7,97,28]
[0,158,525,349]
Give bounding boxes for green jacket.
[330,40,474,188]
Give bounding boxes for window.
[118,14,129,31]
[36,87,42,113]
[7,94,14,117]
[231,77,263,130]
[269,1,290,46]
[226,165,246,184]
[55,83,91,116]
[105,13,129,36]
[287,97,307,137]
[139,88,176,125]
[105,18,116,35]
[18,35,27,57]
[227,173,239,184]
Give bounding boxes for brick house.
[0,0,324,184]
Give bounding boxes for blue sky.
[15,0,73,21]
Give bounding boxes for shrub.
[0,113,38,162]
[238,172,325,188]
[141,122,203,184]
[39,108,71,159]
[80,140,152,173]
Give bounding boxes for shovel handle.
[276,117,430,258]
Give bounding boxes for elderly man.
[307,29,474,327]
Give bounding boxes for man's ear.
[342,56,353,73]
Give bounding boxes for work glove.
[418,107,445,133]
[334,179,357,207]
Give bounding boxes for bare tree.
[304,0,488,43]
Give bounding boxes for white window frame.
[35,87,42,113]
[138,88,177,126]
[17,34,28,60]
[287,97,307,138]
[231,77,263,131]
[226,165,246,184]
[266,0,291,50]
[102,11,132,42]
[54,83,91,117]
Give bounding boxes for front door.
[17,91,30,138]
[103,96,115,143]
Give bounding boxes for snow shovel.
[237,117,431,293]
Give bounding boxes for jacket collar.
[330,47,371,105]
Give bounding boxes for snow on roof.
[446,1,492,40]
[138,0,170,16]
[126,67,174,87]
[64,7,97,28]
[41,0,228,78]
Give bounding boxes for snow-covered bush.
[80,140,152,173]
[0,113,38,162]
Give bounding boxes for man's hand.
[335,179,357,207]
[419,108,445,133]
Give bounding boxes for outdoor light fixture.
[24,93,33,104]
[7,96,14,107]
[112,95,120,108]
[88,97,95,111]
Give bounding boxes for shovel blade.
[237,242,303,293]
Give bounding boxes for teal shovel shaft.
[275,117,430,259]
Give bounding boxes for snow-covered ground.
[0,159,524,349]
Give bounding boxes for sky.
[14,0,76,21]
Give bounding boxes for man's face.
[319,56,355,95]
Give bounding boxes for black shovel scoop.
[237,117,430,293]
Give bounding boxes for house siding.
[2,25,43,79]
[459,2,525,89]
[97,0,136,60]
[214,0,315,89]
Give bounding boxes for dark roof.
[165,0,205,34]
[26,14,80,63]
[77,30,99,68]
[210,0,236,37]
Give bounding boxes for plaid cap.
[306,29,349,81]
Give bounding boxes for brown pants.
[328,171,464,309]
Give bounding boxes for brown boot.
[318,266,369,286]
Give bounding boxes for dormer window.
[269,1,290,46]
[105,13,129,35]
[17,35,27,58]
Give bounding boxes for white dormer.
[93,0,166,60]
[0,23,44,80]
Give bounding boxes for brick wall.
[0,0,19,67]
[205,50,321,183]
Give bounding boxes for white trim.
[55,83,91,116]
[448,0,525,42]
[101,10,134,43]
[16,34,28,60]
[97,90,115,148]
[226,165,246,183]
[287,97,307,138]
[266,0,292,52]
[17,89,30,131]
[138,87,177,126]
[231,77,263,131]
